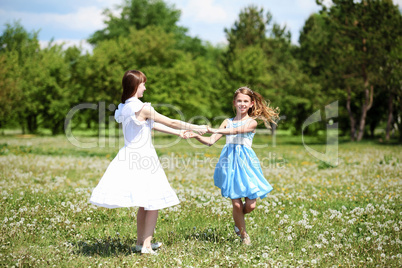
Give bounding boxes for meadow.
[0,133,401,267]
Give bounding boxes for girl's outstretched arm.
[153,123,187,138]
[139,106,207,134]
[209,119,257,135]
[190,119,228,146]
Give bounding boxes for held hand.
[180,130,191,139]
[189,131,200,138]
[181,130,198,139]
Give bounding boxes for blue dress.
[213,118,273,200]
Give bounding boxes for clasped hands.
[179,125,215,139]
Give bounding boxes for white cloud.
[39,39,93,54]
[64,7,104,30]
[295,0,321,12]
[181,0,229,23]
[394,0,402,6]
[52,6,106,31]
[0,6,106,32]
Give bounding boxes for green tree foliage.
[84,26,179,105]
[0,21,40,64]
[381,35,402,141]
[87,25,224,122]
[313,0,402,141]
[89,0,182,44]
[298,13,331,78]
[39,45,72,134]
[88,0,206,56]
[224,6,322,133]
[0,22,41,133]
[0,53,20,129]
[298,13,348,134]
[225,6,269,51]
[0,22,80,134]
[143,55,225,121]
[16,43,74,134]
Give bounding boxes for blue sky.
[1,0,401,52]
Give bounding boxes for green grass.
[0,133,401,267]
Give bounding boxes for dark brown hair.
[234,87,280,128]
[121,70,147,103]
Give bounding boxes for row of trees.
[0,0,401,141]
[300,0,402,141]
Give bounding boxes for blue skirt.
[213,144,273,200]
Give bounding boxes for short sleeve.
[131,100,146,113]
[114,98,146,124]
[129,102,154,127]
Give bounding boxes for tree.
[315,0,402,141]
[298,13,331,78]
[225,6,270,52]
[0,22,41,133]
[0,22,85,134]
[224,5,322,134]
[148,51,227,119]
[89,0,181,44]
[0,21,40,63]
[298,13,350,135]
[382,37,402,141]
[39,44,72,134]
[89,0,206,56]
[0,53,20,129]
[85,26,179,105]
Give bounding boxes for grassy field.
[0,133,401,267]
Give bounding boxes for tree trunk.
[397,118,402,142]
[370,121,376,138]
[27,114,38,134]
[346,86,356,141]
[385,92,393,141]
[356,66,373,141]
[399,105,402,143]
[52,121,62,135]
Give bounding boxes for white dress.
[89,97,180,210]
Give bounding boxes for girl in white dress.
[89,70,207,254]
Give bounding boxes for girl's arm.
[190,119,228,147]
[209,119,257,135]
[153,123,186,138]
[139,106,207,134]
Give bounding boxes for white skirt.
[89,145,180,210]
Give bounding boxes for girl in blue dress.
[190,87,279,245]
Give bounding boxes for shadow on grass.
[72,229,236,257]
[73,235,138,257]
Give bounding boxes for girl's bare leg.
[243,198,256,214]
[136,207,146,246]
[232,198,247,237]
[141,210,158,248]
